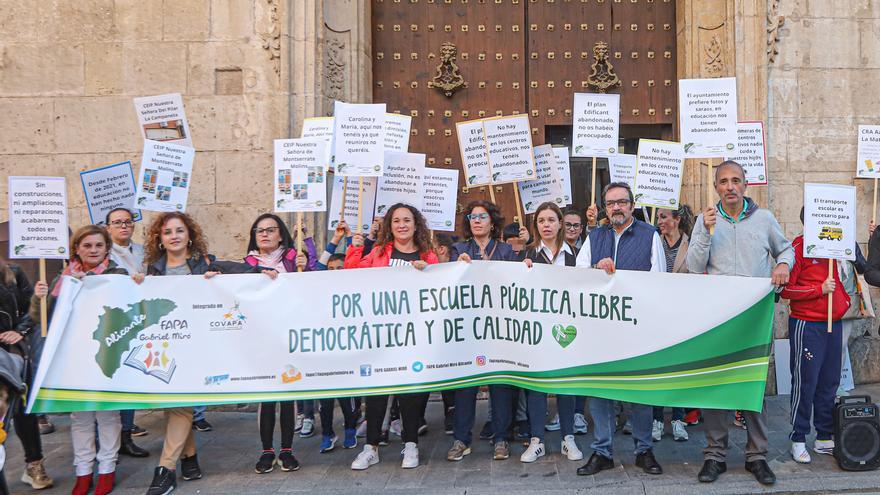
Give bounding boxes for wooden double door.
[372,0,676,230]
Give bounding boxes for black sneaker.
[378,430,390,446]
[278,450,300,472]
[255,450,275,474]
[479,421,494,440]
[418,417,428,436]
[192,419,213,432]
[146,466,176,495]
[444,410,454,435]
[130,424,148,437]
[180,454,202,481]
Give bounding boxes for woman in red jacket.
[345,203,438,471]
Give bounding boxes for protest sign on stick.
[300,116,334,171]
[456,118,493,200]
[483,114,535,222]
[552,147,572,206]
[133,93,192,148]
[134,140,195,213]
[422,168,459,231]
[328,175,377,234]
[375,152,425,216]
[332,102,386,177]
[572,93,620,206]
[384,113,412,152]
[80,161,141,225]
[608,154,638,190]
[273,138,327,213]
[724,121,768,186]
[857,125,880,228]
[633,140,685,210]
[518,145,565,215]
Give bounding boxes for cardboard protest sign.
[552,147,572,206]
[724,121,768,185]
[273,138,328,213]
[456,119,492,186]
[328,175,377,234]
[608,154,638,189]
[375,151,425,216]
[857,125,880,179]
[134,140,195,212]
[80,162,141,225]
[422,167,459,231]
[384,113,412,152]
[133,93,192,148]
[803,183,856,261]
[679,77,738,158]
[634,140,685,209]
[518,145,565,214]
[572,93,620,157]
[7,176,69,259]
[332,102,386,176]
[483,114,536,184]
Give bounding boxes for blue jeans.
[490,385,517,441]
[574,396,586,415]
[527,391,574,441]
[120,410,135,432]
[590,398,652,458]
[193,406,206,422]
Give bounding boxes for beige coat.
[669,234,690,274]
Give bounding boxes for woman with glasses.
[445,200,527,463]
[562,208,586,251]
[242,214,309,473]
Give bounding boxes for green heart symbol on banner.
[552,324,577,349]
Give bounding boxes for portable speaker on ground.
[834,395,880,471]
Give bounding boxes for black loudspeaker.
[834,395,880,471]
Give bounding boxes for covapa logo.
[211,301,246,330]
[475,355,487,366]
[281,365,302,383]
[124,340,177,384]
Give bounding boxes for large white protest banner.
[29,262,775,414]
[133,93,192,148]
[634,140,685,209]
[608,154,638,189]
[422,168,459,231]
[384,113,412,152]
[679,77,738,158]
[273,138,328,213]
[572,93,620,157]
[483,114,536,184]
[332,102,386,176]
[80,162,142,225]
[375,151,425,216]
[552,147,572,206]
[8,177,69,260]
[803,183,856,261]
[724,121,768,185]
[518,145,565,214]
[328,175,377,234]
[857,125,880,179]
[134,140,195,213]
[456,119,492,186]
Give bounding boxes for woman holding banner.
[345,203,438,470]
[32,226,134,495]
[521,202,583,463]
[141,212,275,495]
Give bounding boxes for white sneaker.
[295,413,304,432]
[300,418,314,438]
[356,420,367,438]
[401,442,419,468]
[545,413,560,431]
[351,445,380,470]
[791,441,811,463]
[671,420,689,442]
[389,418,402,437]
[814,439,835,456]
[520,437,545,463]
[573,413,589,434]
[561,434,583,461]
[651,420,663,442]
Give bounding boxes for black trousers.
[365,393,429,445]
[258,401,295,451]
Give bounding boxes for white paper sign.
[328,176,377,234]
[552,147,572,206]
[724,121,768,185]
[803,183,857,261]
[483,114,536,184]
[422,168,459,232]
[384,113,412,152]
[634,140,685,209]
[80,162,142,225]
[608,154,638,190]
[134,140,195,213]
[679,77,738,158]
[456,119,492,186]
[857,125,880,179]
[572,93,620,157]
[301,116,334,171]
[133,93,192,148]
[7,176,69,260]
[332,102,386,176]
[273,138,328,213]
[375,151,425,216]
[518,145,565,214]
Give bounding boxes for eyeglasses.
[466,213,490,222]
[253,227,280,235]
[564,222,582,230]
[605,199,632,208]
[110,220,134,227]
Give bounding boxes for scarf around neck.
[52,257,110,297]
[248,247,287,273]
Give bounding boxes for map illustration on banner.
[273,138,327,213]
[456,119,492,186]
[80,161,142,225]
[422,167,459,231]
[724,121,768,185]
[483,114,536,184]
[134,140,195,213]
[634,140,685,209]
[7,176,70,260]
[132,93,192,148]
[857,125,880,179]
[679,77,738,158]
[572,93,620,157]
[803,183,856,261]
[331,102,386,176]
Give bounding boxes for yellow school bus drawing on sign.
[818,226,843,241]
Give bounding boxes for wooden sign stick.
[340,177,348,222]
[706,159,715,235]
[650,207,656,225]
[356,178,364,235]
[296,212,304,273]
[513,182,524,225]
[591,156,598,207]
